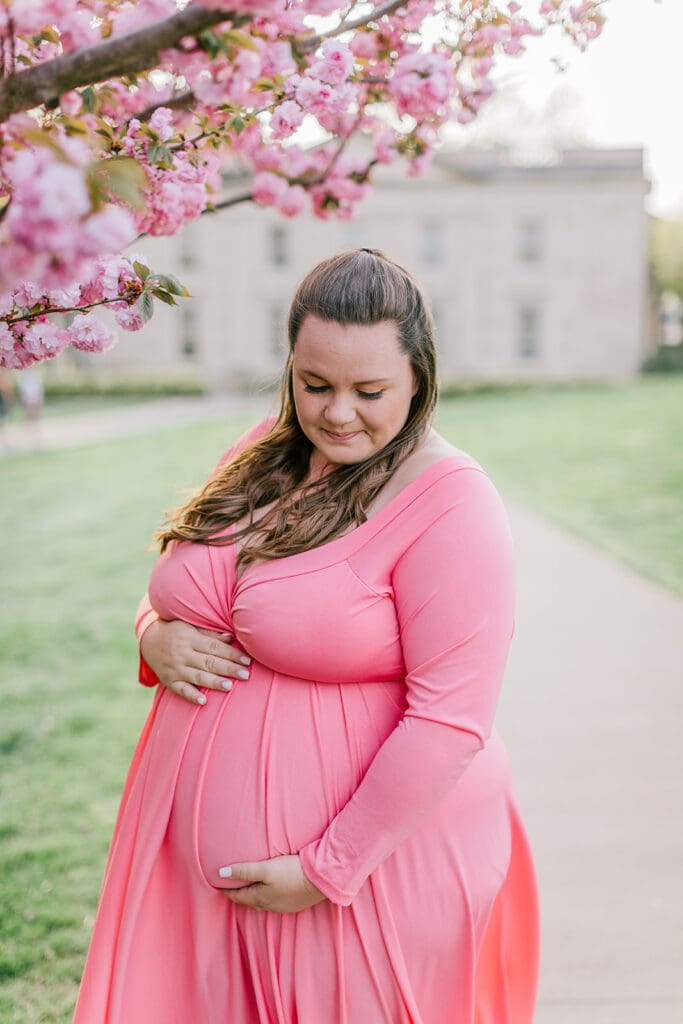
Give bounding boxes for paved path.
[500,500,683,1024]
[3,397,682,1019]
[0,394,274,454]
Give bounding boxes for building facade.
[75,146,650,391]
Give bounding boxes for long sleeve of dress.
[135,415,277,686]
[298,467,515,906]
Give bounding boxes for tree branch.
[0,7,246,123]
[298,0,412,52]
[134,88,196,124]
[207,192,254,212]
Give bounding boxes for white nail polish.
[219,866,233,878]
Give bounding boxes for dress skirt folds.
[73,446,540,1024]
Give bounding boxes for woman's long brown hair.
[156,248,438,569]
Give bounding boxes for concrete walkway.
[3,397,682,1020]
[0,393,274,454]
[500,501,683,1024]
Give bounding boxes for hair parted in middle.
[156,248,439,568]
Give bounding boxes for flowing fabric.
[74,433,539,1024]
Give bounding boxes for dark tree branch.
[0,0,413,122]
[207,192,254,212]
[134,88,196,123]
[0,7,246,122]
[298,0,411,52]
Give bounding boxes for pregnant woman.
[73,248,539,1023]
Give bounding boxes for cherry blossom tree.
[0,0,605,368]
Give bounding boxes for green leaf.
[197,30,221,59]
[253,77,276,92]
[21,128,69,161]
[81,86,96,114]
[59,116,90,136]
[151,273,184,296]
[133,261,150,282]
[224,29,259,52]
[151,288,177,307]
[40,26,61,45]
[137,291,154,322]
[91,156,148,211]
[147,145,174,169]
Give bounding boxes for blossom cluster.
[0,254,187,369]
[0,0,605,367]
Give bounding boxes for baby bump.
[168,664,406,890]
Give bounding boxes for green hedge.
[43,374,205,397]
[642,344,683,373]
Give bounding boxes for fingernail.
[240,656,251,666]
[219,866,233,878]
[197,695,206,705]
[221,680,233,691]
[237,668,250,680]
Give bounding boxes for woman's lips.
[323,429,360,442]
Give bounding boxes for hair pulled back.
[157,248,438,568]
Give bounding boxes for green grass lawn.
[5,394,144,424]
[436,376,683,596]
[0,376,680,1022]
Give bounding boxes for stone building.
[77,145,650,391]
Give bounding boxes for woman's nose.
[323,393,356,426]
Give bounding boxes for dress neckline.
[233,453,477,591]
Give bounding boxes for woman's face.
[292,314,417,477]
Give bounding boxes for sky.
[472,0,683,218]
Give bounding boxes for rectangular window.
[270,304,285,357]
[519,220,543,263]
[270,224,288,266]
[421,221,445,267]
[518,307,541,359]
[180,305,198,358]
[179,230,197,269]
[431,303,443,349]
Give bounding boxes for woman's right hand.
[140,619,251,705]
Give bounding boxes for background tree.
[0,0,605,368]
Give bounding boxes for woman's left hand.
[219,855,326,914]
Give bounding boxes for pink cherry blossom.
[68,313,117,353]
[276,184,308,218]
[252,171,288,207]
[270,100,305,141]
[309,40,355,87]
[115,306,145,331]
[0,0,604,364]
[392,52,454,121]
[21,320,70,360]
[148,107,176,142]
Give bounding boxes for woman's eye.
[303,383,329,394]
[358,390,383,400]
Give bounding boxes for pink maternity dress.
[73,421,539,1024]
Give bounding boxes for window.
[519,220,543,263]
[420,221,445,267]
[518,306,541,359]
[179,231,197,269]
[270,304,285,357]
[431,303,443,349]
[180,305,198,358]
[270,224,288,266]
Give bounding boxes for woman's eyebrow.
[299,369,391,386]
